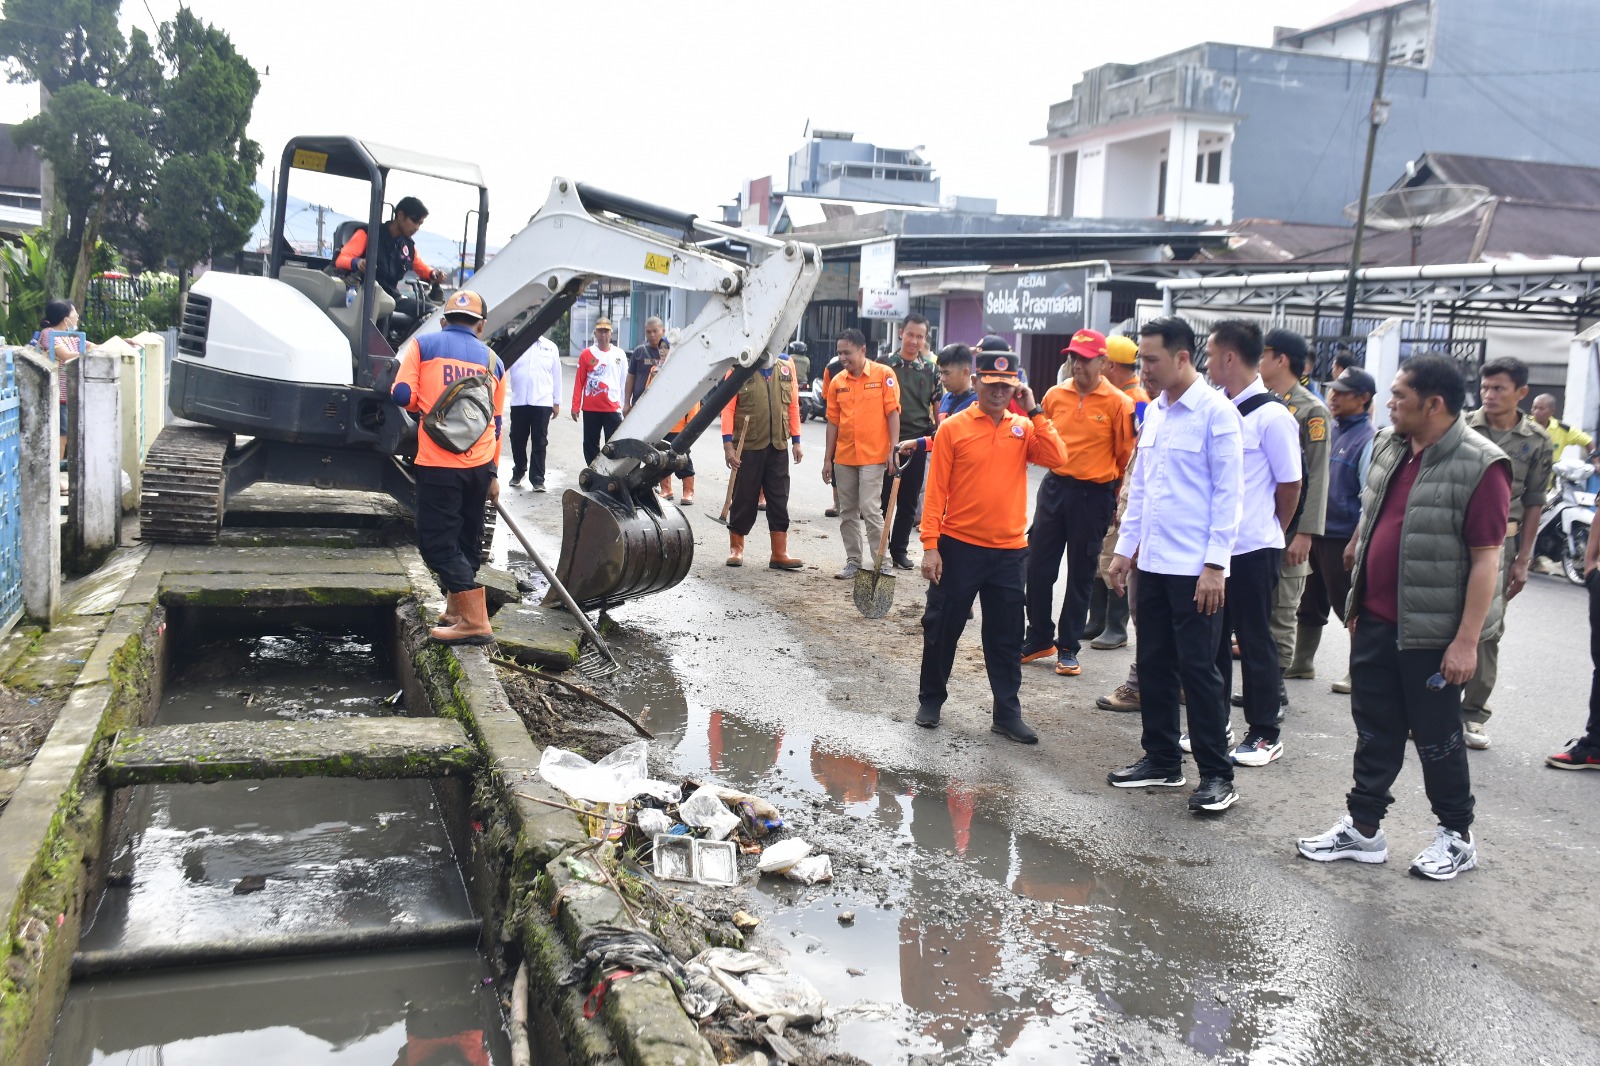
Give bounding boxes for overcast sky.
[4,0,1345,247]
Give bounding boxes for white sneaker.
[1409,826,1477,880]
[1231,732,1285,767]
[834,562,860,580]
[1463,721,1491,750]
[1179,726,1235,754]
[1296,815,1388,863]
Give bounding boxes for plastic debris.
[678,784,740,840]
[714,787,785,835]
[538,741,681,804]
[755,838,812,874]
[783,855,833,885]
[636,808,675,837]
[694,840,738,886]
[690,947,827,1025]
[653,835,696,882]
[565,924,725,1019]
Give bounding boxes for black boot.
[1090,590,1130,650]
[1084,579,1109,642]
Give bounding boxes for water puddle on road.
[587,622,1390,1065]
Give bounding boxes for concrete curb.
[394,541,716,1066]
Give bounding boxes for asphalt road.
[501,395,1600,1064]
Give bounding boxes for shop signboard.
[860,285,911,320]
[983,268,1088,334]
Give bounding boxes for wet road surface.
[497,398,1600,1064]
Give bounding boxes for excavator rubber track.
[139,421,233,544]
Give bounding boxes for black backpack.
[1237,393,1309,537]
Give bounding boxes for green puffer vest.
[1347,416,1511,649]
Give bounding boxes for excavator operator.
[335,196,449,318]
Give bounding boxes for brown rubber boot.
[430,587,495,645]
[435,590,461,627]
[726,532,745,567]
[658,476,674,500]
[681,476,695,505]
[768,531,803,570]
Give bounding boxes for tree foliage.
[0,1,260,303]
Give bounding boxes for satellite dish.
[1343,184,1492,263]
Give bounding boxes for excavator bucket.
[547,487,694,610]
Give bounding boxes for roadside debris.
[690,947,827,1025]
[538,741,680,804]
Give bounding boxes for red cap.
[1062,329,1107,359]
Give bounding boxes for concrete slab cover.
[101,717,480,785]
[162,546,405,576]
[492,604,582,669]
[158,572,412,609]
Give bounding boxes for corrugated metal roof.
[1407,152,1600,208]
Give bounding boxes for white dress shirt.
[1115,375,1243,576]
[507,337,562,408]
[1230,376,1302,555]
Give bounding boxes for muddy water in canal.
[51,625,506,1065]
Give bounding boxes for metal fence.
[82,274,179,340]
[0,348,21,633]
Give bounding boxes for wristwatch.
[1027,405,1044,418]
[1204,562,1224,571]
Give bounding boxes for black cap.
[1329,367,1377,395]
[974,338,1020,384]
[786,340,807,355]
[1263,327,1310,366]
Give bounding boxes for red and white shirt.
[572,345,626,413]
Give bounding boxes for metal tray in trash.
[693,839,738,887]
[652,834,696,882]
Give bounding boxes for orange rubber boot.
[435,590,461,626]
[681,476,695,504]
[768,532,803,570]
[430,587,495,645]
[726,532,745,567]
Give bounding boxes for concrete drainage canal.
[48,604,509,1065]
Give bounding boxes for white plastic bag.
[782,855,833,885]
[636,808,675,837]
[538,741,681,804]
[755,838,812,874]
[679,784,740,841]
[691,948,827,1025]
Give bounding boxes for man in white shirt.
[506,334,562,491]
[1106,316,1244,813]
[1205,321,1302,770]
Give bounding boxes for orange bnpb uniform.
[1040,379,1137,483]
[824,360,901,464]
[921,405,1067,550]
[392,325,508,469]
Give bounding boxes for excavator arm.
[418,178,821,609]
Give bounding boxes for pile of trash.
[538,741,834,887]
[539,741,836,1055]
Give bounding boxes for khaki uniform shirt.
[1466,409,1552,531]
[1278,382,1331,577]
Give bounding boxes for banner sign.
[983,268,1088,334]
[860,285,911,320]
[859,239,897,290]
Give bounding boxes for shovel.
[707,414,750,527]
[853,459,906,618]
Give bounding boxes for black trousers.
[1025,475,1118,655]
[509,405,551,483]
[879,447,927,557]
[730,446,790,536]
[1584,570,1600,744]
[1136,570,1231,781]
[1216,547,1283,741]
[581,410,623,465]
[918,536,1027,722]
[1297,534,1354,626]
[1347,615,1474,833]
[416,463,494,593]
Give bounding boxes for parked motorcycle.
[800,377,826,422]
[1533,445,1595,585]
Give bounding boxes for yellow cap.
[594,317,614,331]
[1105,335,1138,365]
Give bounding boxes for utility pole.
[312,204,329,257]
[1340,8,1397,338]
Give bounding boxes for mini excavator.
[144,135,820,608]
